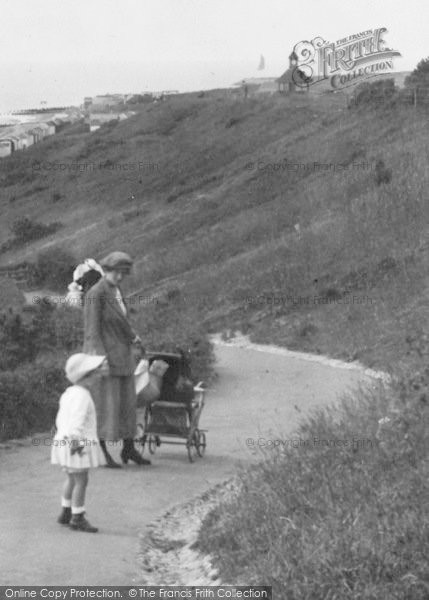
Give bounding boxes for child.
[51,353,108,533]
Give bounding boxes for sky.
[0,0,427,111]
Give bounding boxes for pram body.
[136,351,207,462]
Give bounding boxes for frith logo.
[291,28,401,90]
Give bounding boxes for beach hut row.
[0,116,76,158]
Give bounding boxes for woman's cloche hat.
[99,251,133,273]
[65,353,106,384]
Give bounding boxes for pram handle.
[193,381,206,393]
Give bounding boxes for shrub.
[123,208,146,221]
[0,277,26,311]
[10,216,62,245]
[32,247,76,290]
[49,305,83,351]
[0,302,81,440]
[0,363,66,441]
[0,302,82,372]
[352,79,397,109]
[0,309,38,370]
[101,119,119,131]
[0,152,38,187]
[51,191,62,202]
[404,56,429,105]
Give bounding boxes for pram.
[136,351,207,462]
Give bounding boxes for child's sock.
[71,506,85,515]
[61,497,72,508]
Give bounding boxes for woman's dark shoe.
[100,439,122,468]
[69,513,98,533]
[104,454,123,469]
[57,507,72,525]
[120,447,151,465]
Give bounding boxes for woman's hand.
[99,359,110,377]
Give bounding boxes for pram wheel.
[136,423,147,457]
[196,430,206,457]
[148,435,159,454]
[186,431,198,462]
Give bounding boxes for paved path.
[0,343,374,585]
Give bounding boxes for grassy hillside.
[197,373,429,599]
[2,89,429,595]
[0,90,428,371]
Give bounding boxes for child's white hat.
[65,353,106,384]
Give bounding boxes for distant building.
[28,126,44,144]
[0,111,84,159]
[36,122,53,138]
[52,117,69,130]
[10,134,22,150]
[152,90,179,100]
[0,132,21,151]
[0,124,35,154]
[125,93,153,104]
[277,52,309,93]
[90,95,125,111]
[45,121,57,135]
[0,139,13,157]
[18,131,34,149]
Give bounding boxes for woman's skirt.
[51,438,104,471]
[89,374,137,440]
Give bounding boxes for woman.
[83,251,149,467]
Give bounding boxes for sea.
[0,59,278,115]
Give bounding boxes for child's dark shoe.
[57,507,72,525]
[69,512,98,533]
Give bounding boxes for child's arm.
[67,390,90,441]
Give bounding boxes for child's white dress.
[51,385,105,471]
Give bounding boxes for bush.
[352,79,397,109]
[51,191,62,202]
[0,278,25,311]
[0,302,82,440]
[0,152,38,187]
[404,57,429,105]
[9,216,63,245]
[0,363,66,441]
[0,310,37,370]
[49,305,83,351]
[0,302,82,372]
[31,247,76,290]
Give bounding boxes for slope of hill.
[0,90,428,370]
